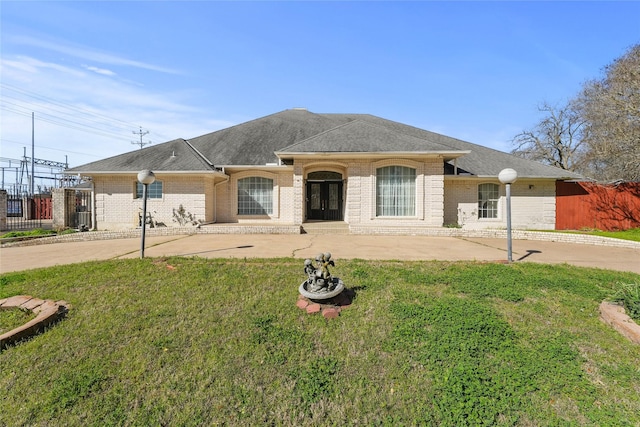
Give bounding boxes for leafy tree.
[575,44,640,181]
[513,44,640,181]
[511,102,587,171]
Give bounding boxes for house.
[65,109,581,233]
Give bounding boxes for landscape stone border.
[2,226,639,249]
[599,301,640,344]
[296,288,355,319]
[0,296,70,349]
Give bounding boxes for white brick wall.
[213,169,296,225]
[444,178,556,230]
[293,157,445,228]
[90,164,558,232]
[93,174,213,230]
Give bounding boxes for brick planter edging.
[0,296,70,349]
[599,301,640,344]
[2,226,639,250]
[296,289,355,319]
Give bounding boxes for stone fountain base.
[298,278,345,301]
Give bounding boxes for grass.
[0,307,36,334]
[0,228,56,239]
[587,227,640,242]
[1,228,77,240]
[609,282,640,321]
[554,227,640,242]
[1,258,639,426]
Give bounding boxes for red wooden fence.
[31,195,53,220]
[556,181,640,231]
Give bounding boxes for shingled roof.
[66,138,215,173]
[332,114,583,179]
[276,119,464,156]
[67,109,581,179]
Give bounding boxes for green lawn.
[586,227,640,242]
[1,258,639,426]
[0,306,35,334]
[554,227,640,242]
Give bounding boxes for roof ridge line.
[277,119,362,151]
[359,115,507,154]
[188,109,311,141]
[183,139,216,169]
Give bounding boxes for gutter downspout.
[214,171,229,224]
[196,171,229,227]
[91,180,97,230]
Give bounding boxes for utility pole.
[31,112,35,196]
[132,126,151,149]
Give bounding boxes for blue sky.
[1,1,639,187]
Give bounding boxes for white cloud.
[83,65,116,76]
[0,54,233,174]
[10,35,181,75]
[2,56,86,80]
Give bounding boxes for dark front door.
[306,181,343,220]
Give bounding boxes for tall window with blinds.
[376,166,416,216]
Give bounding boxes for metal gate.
[66,190,93,231]
[4,188,44,231]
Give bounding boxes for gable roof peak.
[277,118,467,156]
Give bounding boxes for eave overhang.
[445,174,578,180]
[63,170,229,178]
[222,164,294,172]
[275,151,470,160]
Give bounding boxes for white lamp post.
[137,169,156,259]
[498,168,518,262]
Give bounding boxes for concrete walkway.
[1,233,639,274]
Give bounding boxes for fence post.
[0,190,7,231]
[52,188,69,229]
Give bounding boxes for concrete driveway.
[1,234,639,274]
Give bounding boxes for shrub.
[1,228,54,239]
[609,283,640,320]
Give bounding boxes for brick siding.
[87,161,557,232]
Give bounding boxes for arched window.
[238,177,273,215]
[478,183,499,218]
[376,166,416,216]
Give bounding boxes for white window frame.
[478,183,499,219]
[237,176,274,215]
[135,180,163,199]
[376,165,416,217]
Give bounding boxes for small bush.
[609,283,640,320]
[172,204,199,226]
[1,229,54,239]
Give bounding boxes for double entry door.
[306,181,343,221]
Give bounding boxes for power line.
[1,83,141,131]
[1,95,135,137]
[1,103,133,142]
[0,83,175,142]
[0,139,104,158]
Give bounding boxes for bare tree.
[575,44,640,181]
[511,102,587,171]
